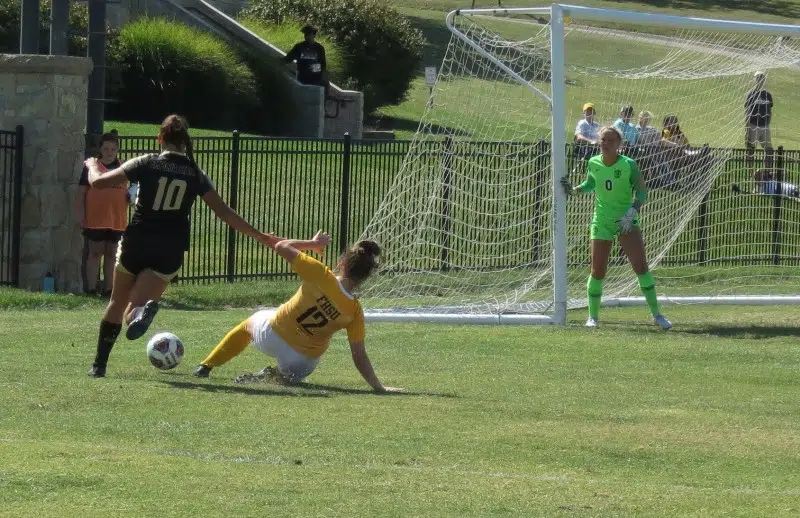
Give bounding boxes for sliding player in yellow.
[561,126,672,330]
[193,230,403,392]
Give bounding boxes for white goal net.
[359,5,800,323]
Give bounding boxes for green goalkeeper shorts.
[590,214,640,241]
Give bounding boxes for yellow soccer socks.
[200,321,251,367]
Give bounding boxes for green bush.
[106,18,260,132]
[243,0,424,112]
[237,16,347,84]
[0,0,91,55]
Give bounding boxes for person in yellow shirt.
[193,230,403,393]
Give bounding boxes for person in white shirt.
[575,102,600,146]
[574,102,600,164]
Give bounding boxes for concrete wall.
[0,54,92,293]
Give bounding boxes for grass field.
[2,299,799,517]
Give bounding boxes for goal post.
[359,4,800,325]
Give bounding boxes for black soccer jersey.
[121,152,214,249]
[745,89,773,127]
[284,41,327,85]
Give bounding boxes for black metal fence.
[0,126,23,286]
[110,133,800,284]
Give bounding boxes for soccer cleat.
[585,317,599,328]
[194,364,212,378]
[126,300,159,340]
[653,313,673,331]
[88,364,106,377]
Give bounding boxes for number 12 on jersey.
[296,305,329,335]
[153,177,188,211]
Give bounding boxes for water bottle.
[43,272,55,293]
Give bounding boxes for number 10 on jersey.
[153,177,188,211]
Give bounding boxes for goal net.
[359,5,800,323]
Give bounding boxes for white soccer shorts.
[248,310,320,383]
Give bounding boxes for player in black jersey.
[84,115,278,377]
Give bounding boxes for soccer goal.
[359,4,800,325]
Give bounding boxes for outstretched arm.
[201,189,280,247]
[84,157,128,189]
[561,174,595,197]
[348,339,403,393]
[273,230,331,264]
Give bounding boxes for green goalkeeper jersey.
[581,154,641,219]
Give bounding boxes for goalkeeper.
[561,126,672,330]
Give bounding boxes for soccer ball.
[146,332,184,370]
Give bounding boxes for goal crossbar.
[453,5,800,38]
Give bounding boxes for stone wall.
[0,54,92,293]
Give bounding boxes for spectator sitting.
[573,102,600,164]
[660,114,712,188]
[613,104,639,150]
[283,25,330,97]
[636,110,673,188]
[636,110,660,147]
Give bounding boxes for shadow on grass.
[294,381,460,398]
[366,115,472,138]
[674,325,800,339]
[161,380,329,398]
[582,321,800,339]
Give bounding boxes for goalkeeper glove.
[560,177,574,197]
[618,206,638,234]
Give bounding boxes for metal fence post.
[12,125,24,287]
[226,130,240,282]
[339,133,352,255]
[440,136,454,271]
[771,146,785,266]
[697,192,709,265]
[50,0,69,55]
[20,0,40,53]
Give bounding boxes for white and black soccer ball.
[146,332,184,370]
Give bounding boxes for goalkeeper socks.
[587,275,604,319]
[93,320,122,368]
[637,271,661,315]
[200,321,251,367]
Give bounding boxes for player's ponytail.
[342,240,382,285]
[160,114,200,174]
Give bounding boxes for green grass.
[1,304,799,516]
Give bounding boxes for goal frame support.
[364,5,800,325]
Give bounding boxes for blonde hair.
[639,110,652,119]
[598,125,623,142]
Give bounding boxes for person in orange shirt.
[194,230,403,393]
[75,131,130,296]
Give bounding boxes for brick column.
[0,54,92,293]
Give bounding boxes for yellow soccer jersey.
[270,252,365,358]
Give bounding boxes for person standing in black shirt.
[83,114,279,377]
[283,25,329,96]
[745,71,774,169]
